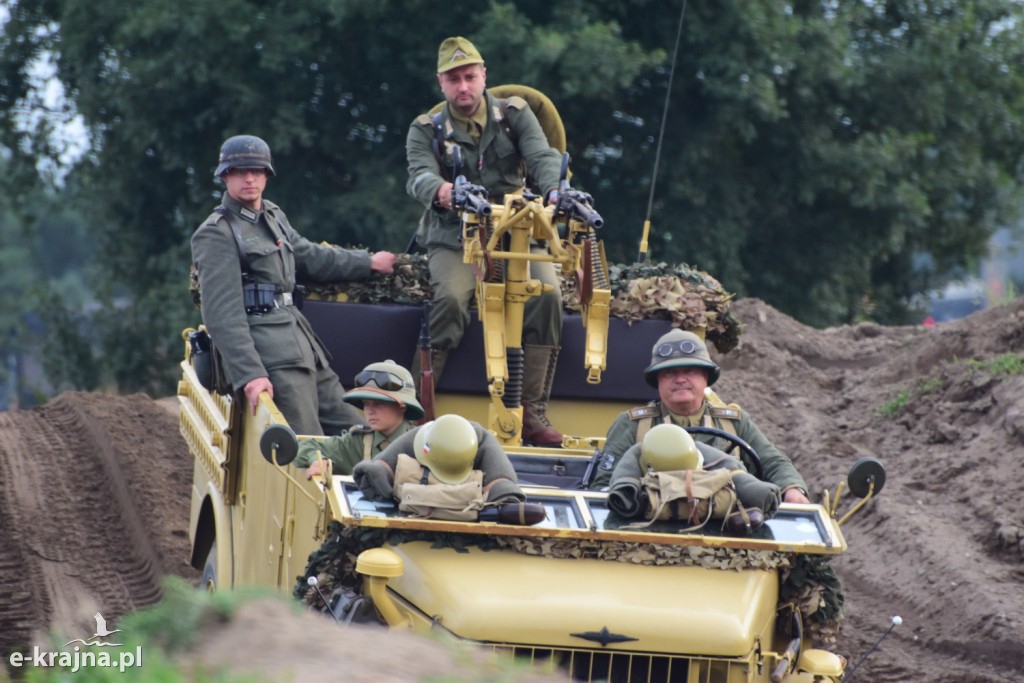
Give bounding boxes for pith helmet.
[215,135,276,177]
[643,329,720,388]
[345,360,424,421]
[412,414,478,484]
[437,36,484,73]
[640,424,704,473]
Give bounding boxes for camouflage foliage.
[295,522,843,644]
[298,253,742,352]
[778,554,845,648]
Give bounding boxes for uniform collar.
[662,399,709,426]
[221,192,263,223]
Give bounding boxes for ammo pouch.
[633,468,738,531]
[393,453,486,521]
[188,328,233,396]
[243,279,278,315]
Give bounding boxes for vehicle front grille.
[489,644,752,683]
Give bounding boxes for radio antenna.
[637,0,688,263]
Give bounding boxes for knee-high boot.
[521,344,563,446]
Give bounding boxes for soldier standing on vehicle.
[405,36,566,446]
[192,135,397,436]
[293,360,423,478]
[591,329,811,503]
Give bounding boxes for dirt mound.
[0,392,199,657]
[1,298,1022,682]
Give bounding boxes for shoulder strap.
[430,98,521,181]
[431,112,447,180]
[213,207,251,273]
[362,431,374,461]
[704,389,741,437]
[495,98,518,149]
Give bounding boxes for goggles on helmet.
[656,339,699,358]
[354,370,408,392]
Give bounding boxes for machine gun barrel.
[556,187,603,230]
[453,175,493,217]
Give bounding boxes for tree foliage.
[1,0,1023,395]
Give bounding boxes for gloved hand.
[607,478,642,518]
[485,478,526,504]
[352,460,394,501]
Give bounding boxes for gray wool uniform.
[191,191,371,435]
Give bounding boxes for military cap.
[643,329,721,388]
[437,36,484,73]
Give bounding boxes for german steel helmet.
[412,414,478,484]
[344,360,424,421]
[640,424,704,473]
[215,135,276,177]
[643,329,720,388]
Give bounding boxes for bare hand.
[305,459,328,480]
[370,251,396,274]
[783,488,811,504]
[244,377,273,415]
[436,182,453,210]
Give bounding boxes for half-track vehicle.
[180,102,882,682]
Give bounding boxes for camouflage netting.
[778,554,845,648]
[295,523,843,645]
[303,253,742,353]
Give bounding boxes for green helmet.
[412,414,478,484]
[215,135,276,177]
[640,424,704,473]
[345,360,424,421]
[643,329,720,388]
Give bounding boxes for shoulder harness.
[430,97,517,181]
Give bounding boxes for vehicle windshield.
[334,479,844,554]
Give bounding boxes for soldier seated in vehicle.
[592,329,810,502]
[608,423,781,531]
[352,413,524,520]
[293,360,423,479]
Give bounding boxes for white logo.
[64,612,123,647]
[8,612,143,674]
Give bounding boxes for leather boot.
[521,344,563,447]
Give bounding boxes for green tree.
[1,0,1022,396]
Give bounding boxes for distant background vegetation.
[2,0,1023,404]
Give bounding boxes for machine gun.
[452,175,492,217]
[457,153,611,445]
[552,153,604,232]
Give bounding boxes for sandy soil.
[0,297,1021,682]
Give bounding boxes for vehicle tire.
[200,541,217,592]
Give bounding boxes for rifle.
[452,175,493,217]
[418,301,436,423]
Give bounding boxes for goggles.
[656,339,699,358]
[354,370,408,392]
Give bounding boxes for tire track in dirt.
[0,394,197,659]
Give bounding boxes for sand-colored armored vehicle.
[181,109,882,681]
